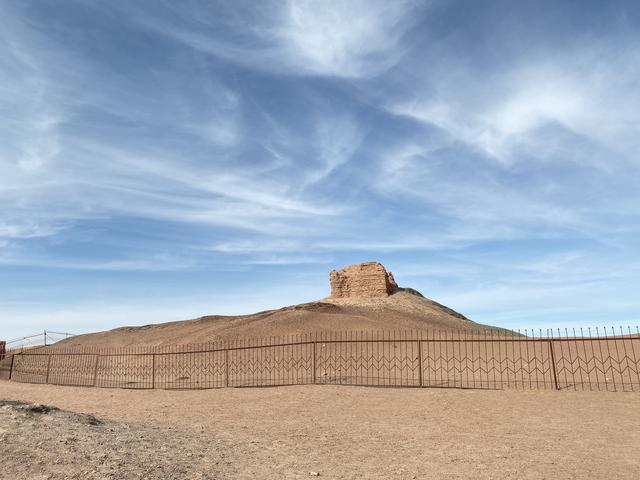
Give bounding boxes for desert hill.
[55,262,501,349]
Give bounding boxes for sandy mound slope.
[55,290,499,349]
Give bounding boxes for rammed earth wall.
[329,262,398,298]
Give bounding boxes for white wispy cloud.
[374,143,586,242]
[373,34,640,250]
[275,0,418,77]
[2,1,640,337]
[126,0,420,78]
[0,3,351,249]
[303,114,363,185]
[240,255,332,266]
[208,239,305,254]
[389,45,640,166]
[0,254,197,272]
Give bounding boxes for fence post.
[225,349,229,387]
[418,340,423,387]
[8,354,15,380]
[548,340,559,390]
[312,341,317,384]
[151,353,156,390]
[45,354,52,384]
[93,354,100,387]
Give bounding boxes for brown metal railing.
[1,327,639,392]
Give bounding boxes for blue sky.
[2,0,640,339]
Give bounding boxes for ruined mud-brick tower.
[329,262,398,298]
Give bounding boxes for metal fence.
[1,327,639,391]
[2,331,75,356]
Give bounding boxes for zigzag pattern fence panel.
[154,350,225,390]
[9,353,49,384]
[95,353,154,389]
[1,328,639,391]
[228,341,314,387]
[315,333,421,387]
[421,335,556,389]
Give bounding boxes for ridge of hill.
[54,290,501,349]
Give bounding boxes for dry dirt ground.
[1,381,639,479]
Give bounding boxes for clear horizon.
[2,1,640,340]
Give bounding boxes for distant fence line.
[1,327,639,392]
[1,331,75,357]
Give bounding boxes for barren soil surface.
[0,400,222,479]
[1,381,640,479]
[54,291,494,348]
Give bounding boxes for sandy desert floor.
[1,381,639,479]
